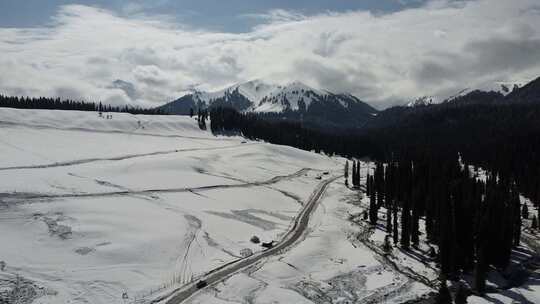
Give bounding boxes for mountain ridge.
[159,79,378,128]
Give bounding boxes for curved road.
[157,174,340,304]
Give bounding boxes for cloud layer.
[1,0,539,109]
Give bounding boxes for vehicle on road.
[261,241,274,249]
[196,280,208,289]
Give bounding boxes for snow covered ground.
[185,170,434,304]
[1,108,537,304]
[0,108,342,303]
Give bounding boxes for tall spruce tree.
[369,189,377,226]
[522,203,529,219]
[344,160,349,184]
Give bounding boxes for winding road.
[155,175,340,304]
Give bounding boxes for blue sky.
[0,0,539,109]
[0,0,425,31]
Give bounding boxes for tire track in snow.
[0,143,257,171]
[0,168,311,204]
[175,215,203,285]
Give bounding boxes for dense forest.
[0,95,165,115]
[366,156,529,294]
[209,103,540,206]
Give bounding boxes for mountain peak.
[406,96,435,107]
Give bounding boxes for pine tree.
[514,193,522,247]
[532,215,538,230]
[436,281,452,304]
[366,172,371,196]
[375,162,384,207]
[369,189,377,226]
[357,162,361,186]
[383,234,392,253]
[352,161,357,187]
[393,201,399,245]
[474,210,489,295]
[522,203,529,219]
[454,282,468,304]
[401,198,411,250]
[344,160,349,184]
[386,200,393,235]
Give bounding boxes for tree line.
[0,95,166,115]
[209,103,540,211]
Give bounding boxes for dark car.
[261,241,274,249]
[196,280,208,289]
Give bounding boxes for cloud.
[110,79,139,100]
[242,9,307,24]
[0,1,539,109]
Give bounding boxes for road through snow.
[157,175,340,304]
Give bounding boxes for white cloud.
[0,0,539,109]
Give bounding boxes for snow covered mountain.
[159,79,378,127]
[445,82,523,104]
[406,96,435,107]
[405,82,523,108]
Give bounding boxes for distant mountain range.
[364,76,540,130]
[159,77,540,129]
[159,80,378,128]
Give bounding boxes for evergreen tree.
[356,161,361,187]
[352,161,357,187]
[383,234,392,253]
[474,210,489,295]
[375,162,385,207]
[436,281,452,304]
[393,201,399,245]
[532,215,538,230]
[400,198,411,249]
[344,160,349,184]
[369,189,377,226]
[514,192,522,247]
[366,172,371,196]
[522,203,529,219]
[454,282,468,304]
[411,186,421,247]
[386,201,393,235]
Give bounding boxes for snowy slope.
[254,81,325,112]
[0,108,344,304]
[406,96,436,107]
